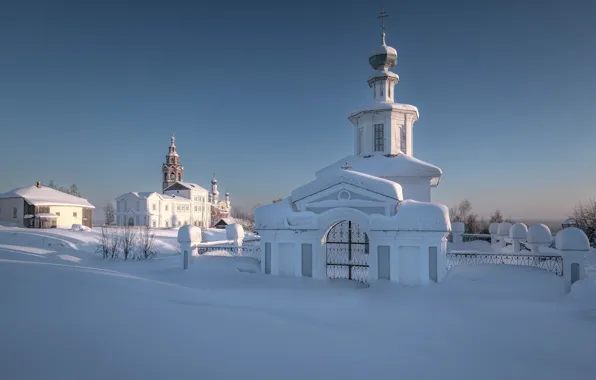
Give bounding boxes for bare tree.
[104,202,116,225]
[450,199,484,233]
[489,210,504,223]
[120,225,137,260]
[108,229,120,259]
[572,200,596,245]
[96,226,111,259]
[137,225,157,259]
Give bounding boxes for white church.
[254,17,451,286]
[115,135,232,228]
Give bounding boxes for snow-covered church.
[115,135,232,228]
[255,19,451,286]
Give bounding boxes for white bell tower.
[349,10,418,158]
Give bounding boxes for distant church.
[115,135,232,228]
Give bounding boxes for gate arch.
[325,220,369,282]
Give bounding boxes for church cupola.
[367,11,399,103]
[162,134,184,191]
[210,174,219,203]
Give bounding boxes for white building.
[254,17,450,286]
[115,135,229,228]
[0,181,95,228]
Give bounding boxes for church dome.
[369,34,397,71]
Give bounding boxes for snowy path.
[1,229,596,380]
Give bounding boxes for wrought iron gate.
[326,221,369,282]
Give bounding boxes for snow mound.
[555,227,590,251]
[527,224,552,245]
[568,278,596,306]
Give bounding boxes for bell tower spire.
[162,134,184,191]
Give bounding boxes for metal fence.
[446,252,563,276]
[195,245,262,262]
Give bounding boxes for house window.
[165,221,169,228]
[152,220,156,228]
[73,212,78,218]
[152,204,156,211]
[13,207,17,218]
[56,212,60,216]
[374,124,385,152]
[177,205,180,211]
[165,205,169,211]
[194,206,198,212]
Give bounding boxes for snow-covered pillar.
[527,224,552,254]
[226,223,245,247]
[177,225,202,270]
[497,222,512,250]
[555,227,590,293]
[488,223,499,246]
[510,223,528,253]
[451,222,465,245]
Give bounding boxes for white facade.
[116,185,210,228]
[255,170,450,285]
[254,25,451,286]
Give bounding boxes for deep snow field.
[1,225,595,380]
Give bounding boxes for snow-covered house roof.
[0,185,95,209]
[292,169,403,203]
[164,182,208,192]
[215,217,237,226]
[316,154,442,184]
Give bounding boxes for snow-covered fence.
[446,252,563,275]
[448,222,590,293]
[177,224,262,269]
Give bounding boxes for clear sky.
[1,0,594,220]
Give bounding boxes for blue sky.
[0,0,594,220]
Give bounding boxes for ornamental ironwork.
[195,245,261,262]
[326,220,369,282]
[446,252,563,276]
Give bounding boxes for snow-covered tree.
[104,202,116,225]
[572,200,596,246]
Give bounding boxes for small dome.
[488,222,499,235]
[369,33,397,71]
[555,227,590,251]
[226,223,245,240]
[527,224,552,245]
[451,222,466,234]
[225,192,230,197]
[497,222,512,236]
[562,217,577,227]
[510,223,528,240]
[177,225,202,244]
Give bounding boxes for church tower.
[349,10,418,157]
[210,174,219,203]
[314,11,442,202]
[162,134,184,191]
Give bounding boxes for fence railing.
[195,245,262,262]
[446,252,563,276]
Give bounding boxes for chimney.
[36,181,41,188]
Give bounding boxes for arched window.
[164,173,167,181]
[170,173,175,180]
[177,173,181,181]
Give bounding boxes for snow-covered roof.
[368,71,399,81]
[349,102,419,120]
[164,182,208,192]
[216,218,237,225]
[316,154,442,183]
[0,185,95,209]
[292,169,403,203]
[116,192,180,201]
[370,200,450,231]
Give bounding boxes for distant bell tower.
[162,134,184,191]
[210,174,219,203]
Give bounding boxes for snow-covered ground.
[1,225,596,380]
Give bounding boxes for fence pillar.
[177,225,202,270]
[451,222,465,244]
[555,227,589,294]
[489,223,499,246]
